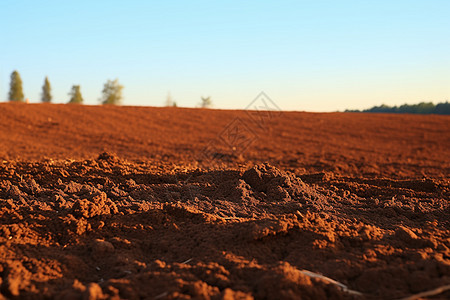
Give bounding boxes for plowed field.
[0,103,449,299]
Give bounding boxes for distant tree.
[8,70,24,102]
[172,101,177,107]
[41,76,52,103]
[200,96,212,108]
[100,79,123,105]
[68,85,83,104]
[346,101,450,115]
[165,92,174,107]
[435,101,450,115]
[366,104,395,113]
[415,102,435,114]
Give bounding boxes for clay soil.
[0,103,449,299]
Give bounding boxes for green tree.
[100,79,123,105]
[415,102,435,114]
[41,76,52,103]
[8,70,24,102]
[349,101,450,115]
[68,85,83,104]
[435,101,450,115]
[200,96,212,108]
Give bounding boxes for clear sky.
[1,0,449,111]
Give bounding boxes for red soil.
[0,103,449,299]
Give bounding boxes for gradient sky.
[1,0,449,111]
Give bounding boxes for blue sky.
[1,0,449,111]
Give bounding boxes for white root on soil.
[396,284,450,300]
[180,258,193,264]
[153,291,169,300]
[151,269,450,299]
[298,269,364,296]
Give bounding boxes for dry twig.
[299,269,364,297]
[397,284,450,300]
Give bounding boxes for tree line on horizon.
[7,70,123,105]
[6,70,214,108]
[345,101,450,115]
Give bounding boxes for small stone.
[92,239,114,256]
